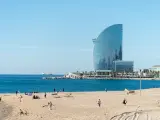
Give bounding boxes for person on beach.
[63,88,64,92]
[54,88,56,92]
[0,97,2,102]
[123,98,127,105]
[105,88,107,92]
[97,99,101,107]
[19,95,23,102]
[44,92,47,98]
[16,91,18,96]
[49,101,53,110]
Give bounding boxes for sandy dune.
[1,89,160,120]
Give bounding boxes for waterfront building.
[150,65,160,78]
[93,24,123,70]
[65,72,82,79]
[150,65,160,72]
[112,60,134,73]
[95,70,112,77]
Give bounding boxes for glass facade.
[113,61,134,72]
[93,24,123,70]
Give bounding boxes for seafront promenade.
[43,75,160,80]
[43,71,159,80]
[1,88,160,120]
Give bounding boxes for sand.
[1,89,160,120]
[0,101,12,120]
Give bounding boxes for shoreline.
[0,87,159,94]
[0,88,156,94]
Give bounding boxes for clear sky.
[0,0,159,74]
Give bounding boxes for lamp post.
[140,69,142,96]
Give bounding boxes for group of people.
[44,88,65,98]
[54,88,64,92]
[16,89,127,112]
[33,95,40,99]
[15,88,65,100]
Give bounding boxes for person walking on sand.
[44,92,47,98]
[19,95,23,102]
[49,101,53,110]
[97,99,101,107]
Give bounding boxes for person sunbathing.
[33,95,40,99]
[20,109,28,116]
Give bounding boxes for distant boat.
[41,73,53,75]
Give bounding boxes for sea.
[0,74,160,93]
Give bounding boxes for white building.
[150,65,160,78]
[150,65,160,72]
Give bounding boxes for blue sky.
[0,0,159,74]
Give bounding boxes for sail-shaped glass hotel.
[93,24,123,70]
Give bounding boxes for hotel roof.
[152,65,160,68]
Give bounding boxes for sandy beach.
[1,89,160,120]
[0,101,12,120]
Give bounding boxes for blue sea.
[0,75,160,93]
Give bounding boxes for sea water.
[0,74,160,93]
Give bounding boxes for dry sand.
[0,101,12,120]
[1,89,160,120]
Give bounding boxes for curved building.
[93,24,123,70]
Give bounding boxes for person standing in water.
[105,88,107,92]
